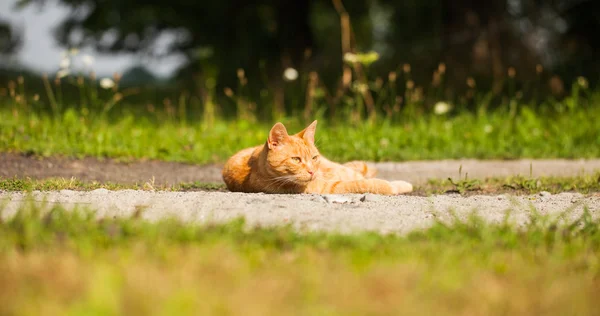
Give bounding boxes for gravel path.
[3,154,599,234]
[2,190,598,234]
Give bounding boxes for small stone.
[360,194,384,203]
[323,195,353,204]
[310,196,328,203]
[539,191,551,197]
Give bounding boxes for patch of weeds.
[502,171,600,194]
[0,176,227,192]
[446,165,480,194]
[178,181,227,191]
[503,163,541,191]
[415,172,600,196]
[0,177,33,191]
[420,178,447,195]
[0,176,135,192]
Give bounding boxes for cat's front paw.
[390,180,413,194]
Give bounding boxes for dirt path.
[2,190,598,234]
[2,153,599,185]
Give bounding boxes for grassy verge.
[1,173,599,195]
[0,204,599,315]
[0,176,226,192]
[2,104,600,163]
[2,59,600,163]
[423,172,600,195]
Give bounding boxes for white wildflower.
[82,54,95,67]
[283,67,299,81]
[343,52,358,63]
[433,101,451,115]
[56,69,70,78]
[483,124,493,134]
[59,57,70,69]
[577,76,588,89]
[352,82,368,94]
[99,78,115,89]
[379,138,389,147]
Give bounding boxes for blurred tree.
[14,0,600,96]
[0,18,22,58]
[120,64,159,86]
[538,0,600,80]
[376,0,599,91]
[16,0,316,85]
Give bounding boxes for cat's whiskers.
[263,175,300,192]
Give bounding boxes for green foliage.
[0,203,599,314]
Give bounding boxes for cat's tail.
[343,161,378,178]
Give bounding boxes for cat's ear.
[297,120,317,145]
[267,122,289,149]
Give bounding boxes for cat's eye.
[312,155,319,160]
[291,157,301,163]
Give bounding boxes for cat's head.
[265,120,321,183]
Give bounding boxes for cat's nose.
[307,170,314,175]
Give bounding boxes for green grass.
[0,176,226,192]
[2,105,600,164]
[2,68,600,163]
[0,177,133,191]
[0,203,599,315]
[2,174,599,195]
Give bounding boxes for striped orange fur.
[222,121,412,195]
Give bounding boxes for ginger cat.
[222,121,413,195]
